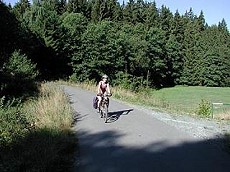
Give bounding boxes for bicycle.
[98,93,111,123]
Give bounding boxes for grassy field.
[113,86,229,118]
[151,86,229,106]
[149,86,230,117]
[0,83,76,172]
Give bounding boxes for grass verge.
[0,82,76,172]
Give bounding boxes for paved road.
[63,85,230,172]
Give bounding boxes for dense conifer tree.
[1,0,229,88]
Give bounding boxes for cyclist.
[97,74,111,109]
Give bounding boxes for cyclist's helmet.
[102,74,108,79]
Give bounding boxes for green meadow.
[150,86,230,114]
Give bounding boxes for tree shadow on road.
[0,128,76,172]
[107,109,134,123]
[75,129,230,172]
[72,112,89,124]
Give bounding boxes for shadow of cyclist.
[107,109,133,123]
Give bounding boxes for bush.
[69,73,79,83]
[114,71,144,92]
[197,99,212,117]
[0,96,31,148]
[0,83,75,172]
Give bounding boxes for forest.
[1,0,230,97]
[1,1,230,170]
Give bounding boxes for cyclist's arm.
[97,81,102,95]
[107,83,111,94]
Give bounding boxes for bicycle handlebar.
[97,93,112,97]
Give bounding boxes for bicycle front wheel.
[104,105,108,123]
[99,107,103,118]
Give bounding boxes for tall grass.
[24,83,73,130]
[0,83,76,172]
[112,87,169,109]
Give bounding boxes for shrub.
[113,71,144,92]
[0,83,75,172]
[0,96,31,148]
[197,99,212,117]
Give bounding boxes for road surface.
[63,85,230,172]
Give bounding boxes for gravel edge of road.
[112,98,230,139]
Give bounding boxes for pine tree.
[91,0,100,22]
[0,1,21,63]
[61,12,87,65]
[165,34,183,86]
[199,25,230,86]
[114,0,123,21]
[197,10,206,31]
[71,21,118,81]
[56,0,67,14]
[145,27,167,87]
[132,0,145,23]
[180,9,204,85]
[22,0,69,78]
[144,1,159,28]
[67,0,86,14]
[12,0,30,21]
[159,5,173,38]
[123,0,134,23]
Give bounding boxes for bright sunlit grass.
[149,86,230,117]
[24,82,73,130]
